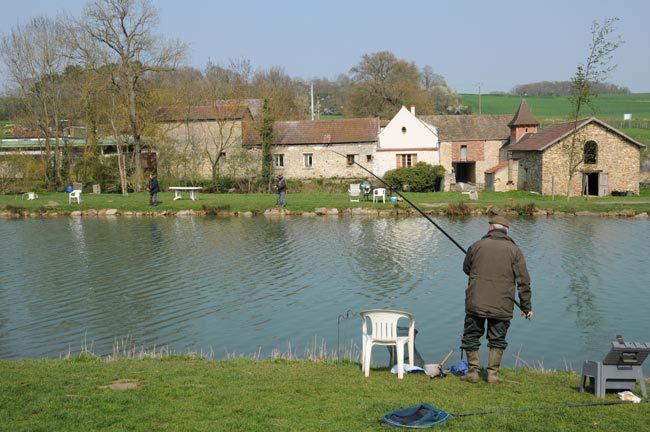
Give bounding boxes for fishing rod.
[329,149,524,312]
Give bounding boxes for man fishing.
[461,215,532,384]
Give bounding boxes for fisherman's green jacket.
[463,229,532,320]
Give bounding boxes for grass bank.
[2,189,649,216]
[0,358,647,431]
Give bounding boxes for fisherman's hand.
[523,311,533,320]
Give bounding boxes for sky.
[2,0,649,94]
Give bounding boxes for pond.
[1,216,648,373]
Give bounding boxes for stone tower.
[508,100,539,143]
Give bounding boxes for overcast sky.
[2,0,649,93]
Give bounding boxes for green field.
[460,93,650,124]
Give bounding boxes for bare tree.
[77,0,186,186]
[1,17,69,188]
[563,18,621,199]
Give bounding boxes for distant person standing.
[148,172,160,206]
[276,174,287,208]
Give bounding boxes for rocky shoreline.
[1,207,648,219]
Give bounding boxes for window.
[460,145,467,162]
[584,141,598,164]
[366,154,372,162]
[401,126,407,134]
[303,153,313,168]
[396,153,417,168]
[274,154,284,168]
[346,154,357,165]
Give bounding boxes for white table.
[169,186,202,201]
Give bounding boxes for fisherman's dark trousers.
[461,314,511,351]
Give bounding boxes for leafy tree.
[345,52,460,118]
[563,18,621,199]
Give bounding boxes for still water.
[1,216,648,372]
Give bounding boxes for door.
[485,173,494,191]
[598,173,608,196]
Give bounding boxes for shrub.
[447,202,472,216]
[383,163,445,192]
[505,199,537,215]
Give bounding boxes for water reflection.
[560,218,601,330]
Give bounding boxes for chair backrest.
[373,188,386,197]
[349,183,361,195]
[70,190,81,198]
[361,310,414,342]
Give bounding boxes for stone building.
[505,116,645,195]
[157,102,259,180]
[156,99,645,195]
[270,118,380,179]
[419,114,512,191]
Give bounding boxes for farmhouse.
[505,116,645,195]
[270,118,380,179]
[155,99,644,195]
[156,101,259,180]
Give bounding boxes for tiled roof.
[485,160,509,174]
[271,118,380,145]
[507,117,646,152]
[419,115,512,141]
[156,104,250,122]
[508,100,539,127]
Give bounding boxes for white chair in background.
[22,192,38,200]
[348,183,361,202]
[360,309,415,379]
[69,189,82,204]
[372,187,386,203]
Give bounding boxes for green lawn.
[2,189,649,215]
[0,358,647,431]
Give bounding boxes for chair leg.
[636,368,647,398]
[360,336,366,372]
[396,342,404,379]
[364,341,373,377]
[408,339,415,367]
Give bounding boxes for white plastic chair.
[22,192,38,200]
[360,310,415,379]
[69,189,82,204]
[372,188,386,203]
[348,183,361,202]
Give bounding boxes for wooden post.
[552,176,555,201]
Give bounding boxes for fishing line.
[450,398,649,417]
[329,149,523,312]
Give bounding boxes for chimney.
[410,106,415,115]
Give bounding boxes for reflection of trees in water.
[560,220,601,330]
[348,218,442,301]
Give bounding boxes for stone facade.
[161,119,258,180]
[510,151,543,192]
[272,143,376,179]
[512,122,642,195]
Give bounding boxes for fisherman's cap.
[489,215,510,228]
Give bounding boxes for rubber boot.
[487,348,504,384]
[461,350,480,383]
